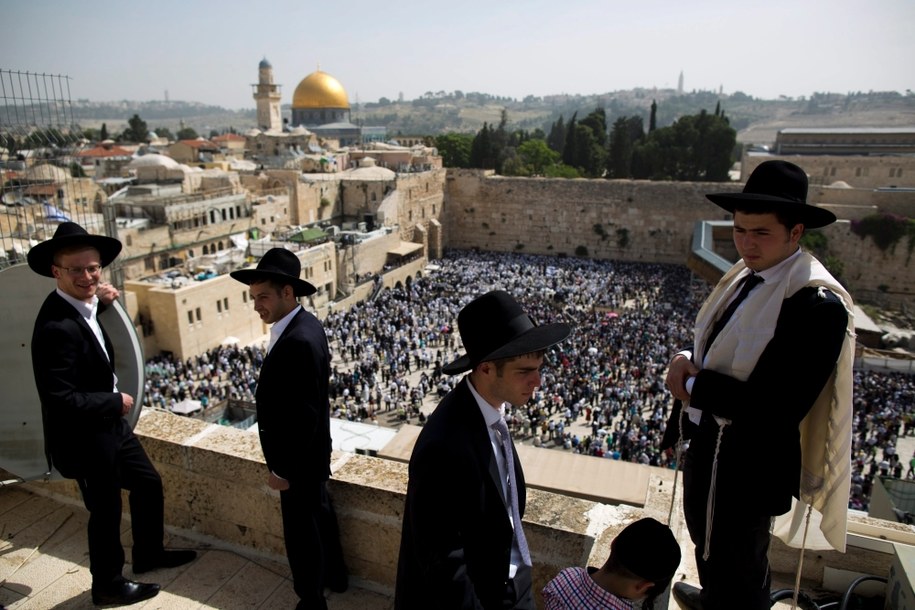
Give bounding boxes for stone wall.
[743,153,915,190]
[443,170,915,308]
[444,170,732,264]
[23,410,600,601]
[23,409,909,606]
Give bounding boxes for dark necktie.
[702,273,764,358]
[492,418,532,566]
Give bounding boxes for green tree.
[434,133,474,168]
[153,126,174,141]
[547,115,566,153]
[607,116,645,178]
[100,123,109,141]
[81,127,100,142]
[470,122,494,169]
[176,127,200,140]
[649,100,657,132]
[543,164,579,178]
[490,109,510,174]
[122,114,149,143]
[561,113,578,167]
[517,139,560,175]
[562,110,606,178]
[631,108,735,181]
[579,107,607,148]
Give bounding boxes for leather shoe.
[91,577,160,606]
[672,581,704,610]
[132,549,198,574]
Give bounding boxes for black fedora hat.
[27,221,122,278]
[705,160,836,229]
[230,247,316,296]
[442,290,571,375]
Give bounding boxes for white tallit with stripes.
[694,250,855,553]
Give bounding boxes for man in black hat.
[28,222,196,607]
[542,517,681,609]
[230,247,347,610]
[661,161,855,609]
[395,290,571,609]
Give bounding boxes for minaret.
[678,70,684,95]
[253,58,282,131]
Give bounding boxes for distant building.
[252,58,283,132]
[291,68,361,146]
[76,142,134,178]
[168,139,220,165]
[212,133,247,157]
[774,127,915,156]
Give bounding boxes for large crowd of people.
[141,249,915,510]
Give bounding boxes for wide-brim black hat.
[442,290,570,375]
[612,517,681,585]
[705,160,836,229]
[27,221,122,278]
[230,247,316,296]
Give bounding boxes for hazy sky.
[5,0,913,110]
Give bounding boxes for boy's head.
[604,517,681,601]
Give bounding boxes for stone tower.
[253,58,282,132]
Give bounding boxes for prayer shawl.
[690,251,855,553]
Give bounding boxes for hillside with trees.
[8,88,911,153]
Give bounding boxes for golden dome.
[292,70,349,109]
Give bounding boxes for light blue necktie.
[492,418,531,566]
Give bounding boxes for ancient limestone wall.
[443,171,914,308]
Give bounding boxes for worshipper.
[231,248,347,610]
[395,290,571,609]
[28,222,196,606]
[661,161,855,609]
[542,517,681,610]
[138,250,910,511]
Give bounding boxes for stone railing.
[25,409,627,601]
[24,409,914,606]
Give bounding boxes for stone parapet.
[23,409,914,607]
[24,410,621,599]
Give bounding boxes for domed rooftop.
[127,154,181,169]
[827,180,852,189]
[292,70,349,110]
[259,57,271,69]
[342,157,395,181]
[24,163,70,183]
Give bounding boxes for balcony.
[2,410,913,609]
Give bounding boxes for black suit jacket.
[395,377,525,610]
[661,285,848,516]
[255,307,332,485]
[31,291,128,479]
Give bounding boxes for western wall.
[441,170,915,308]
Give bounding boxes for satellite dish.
[0,263,145,482]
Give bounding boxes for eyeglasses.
[56,264,102,276]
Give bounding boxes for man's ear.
[633,579,654,598]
